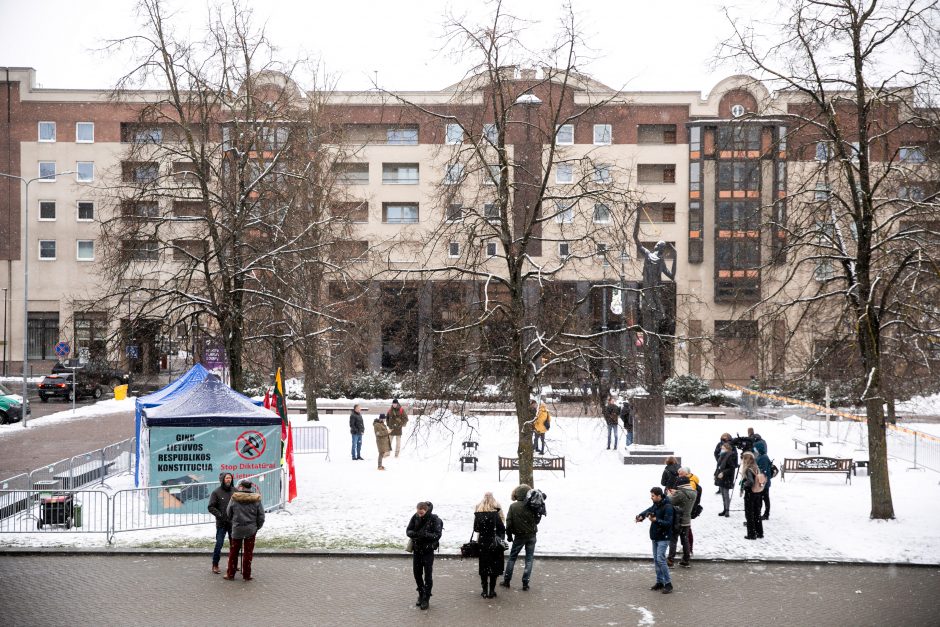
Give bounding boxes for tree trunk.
[302,353,320,421]
[514,380,534,487]
[857,313,895,520]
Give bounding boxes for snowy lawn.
[3,401,938,564]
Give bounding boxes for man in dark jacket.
[501,484,539,591]
[406,501,443,610]
[224,479,265,581]
[620,400,634,446]
[349,404,365,460]
[603,396,620,450]
[207,472,234,574]
[635,486,675,593]
[387,399,408,457]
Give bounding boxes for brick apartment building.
[0,66,933,386]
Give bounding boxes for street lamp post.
[0,169,75,427]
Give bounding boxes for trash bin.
[114,384,128,401]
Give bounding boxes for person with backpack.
[739,452,765,539]
[677,467,702,556]
[406,501,443,610]
[754,442,773,520]
[714,442,737,517]
[635,486,675,594]
[473,492,507,599]
[666,477,696,568]
[501,484,541,591]
[661,456,680,490]
[531,400,551,455]
[620,399,634,446]
[603,396,620,449]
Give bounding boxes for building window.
[172,200,208,218]
[637,124,677,144]
[77,240,95,261]
[637,164,676,184]
[593,124,612,145]
[383,203,419,224]
[555,201,574,224]
[74,312,107,359]
[38,121,56,142]
[558,242,570,258]
[330,240,369,263]
[718,126,760,151]
[485,242,498,257]
[335,162,369,185]
[387,127,418,145]
[332,201,369,223]
[556,124,574,145]
[717,200,760,231]
[689,126,701,152]
[483,123,498,145]
[382,163,419,184]
[39,201,56,221]
[814,183,830,201]
[730,104,746,118]
[445,124,463,145]
[172,239,208,262]
[597,242,609,265]
[446,203,463,222]
[640,203,676,223]
[76,162,94,182]
[593,164,611,184]
[122,240,159,261]
[484,164,501,186]
[39,240,57,260]
[122,200,160,219]
[778,126,788,152]
[77,201,94,221]
[899,146,926,163]
[593,203,611,223]
[76,122,94,143]
[27,312,59,360]
[122,161,159,183]
[815,141,831,162]
[484,203,499,222]
[39,161,56,181]
[135,127,163,144]
[556,163,573,184]
[689,162,701,192]
[899,185,925,201]
[444,164,463,185]
[717,162,760,191]
[448,241,460,258]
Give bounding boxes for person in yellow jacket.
[678,467,701,556]
[529,399,551,455]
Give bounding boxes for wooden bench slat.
[498,456,565,481]
[781,457,852,484]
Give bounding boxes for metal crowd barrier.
[0,488,110,534]
[292,425,330,460]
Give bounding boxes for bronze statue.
[632,219,676,394]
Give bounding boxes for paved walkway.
[0,553,935,626]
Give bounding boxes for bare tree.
[720,0,940,519]
[387,1,641,485]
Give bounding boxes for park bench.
[664,410,727,419]
[53,460,115,489]
[498,455,565,481]
[781,457,852,484]
[793,437,823,454]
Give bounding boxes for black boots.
[499,579,510,588]
[481,576,489,598]
[488,576,498,598]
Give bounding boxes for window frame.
[38,239,57,261]
[593,124,612,145]
[555,163,574,184]
[444,163,463,185]
[555,201,574,224]
[815,141,831,162]
[76,161,94,182]
[445,124,463,145]
[483,203,500,223]
[448,241,460,258]
[593,164,611,184]
[446,203,463,223]
[556,124,574,145]
[899,146,926,163]
[485,242,498,258]
[483,164,501,186]
[483,123,498,145]
[381,162,419,185]
[593,203,611,224]
[386,127,418,145]
[382,203,420,224]
[75,122,95,143]
[77,201,95,222]
[558,242,570,259]
[38,161,57,182]
[76,239,95,261]
[38,121,56,142]
[39,200,56,221]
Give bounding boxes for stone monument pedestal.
[621,444,681,466]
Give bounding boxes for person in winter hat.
[207,472,234,574]
[755,445,773,520]
[224,479,265,581]
[373,414,391,470]
[406,501,443,610]
[473,492,507,598]
[635,486,675,594]
[386,399,409,457]
[501,484,539,591]
[661,456,680,490]
[349,404,365,461]
[714,442,737,517]
[667,477,696,568]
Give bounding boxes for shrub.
[664,374,710,405]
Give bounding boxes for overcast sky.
[0,0,772,95]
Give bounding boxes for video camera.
[730,434,756,452]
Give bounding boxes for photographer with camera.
[635,487,675,594]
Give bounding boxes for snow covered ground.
[2,399,939,565]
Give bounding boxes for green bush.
[664,374,711,405]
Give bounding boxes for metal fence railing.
[730,385,940,473]
[292,425,330,460]
[0,488,110,535]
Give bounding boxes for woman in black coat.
[714,442,737,517]
[473,492,507,599]
[661,456,680,490]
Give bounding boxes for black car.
[52,360,130,389]
[37,373,103,402]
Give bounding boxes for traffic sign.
[54,341,70,358]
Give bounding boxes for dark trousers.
[212,526,231,566]
[668,525,691,562]
[760,484,771,517]
[227,535,255,579]
[744,491,764,538]
[533,432,546,454]
[412,550,434,596]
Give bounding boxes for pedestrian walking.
[661,456,680,490]
[207,472,234,574]
[387,399,409,457]
[635,486,675,594]
[714,443,736,517]
[374,414,391,470]
[406,501,443,610]
[350,404,365,461]
[666,477,696,568]
[739,452,764,539]
[473,492,507,599]
[754,440,772,520]
[603,396,620,450]
[501,484,539,591]
[223,479,265,581]
[531,401,550,455]
[620,399,634,447]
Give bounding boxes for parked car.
[37,373,103,403]
[0,383,29,424]
[52,360,130,389]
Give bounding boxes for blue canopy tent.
[142,376,281,426]
[134,364,210,486]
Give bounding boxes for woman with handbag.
[472,492,507,599]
